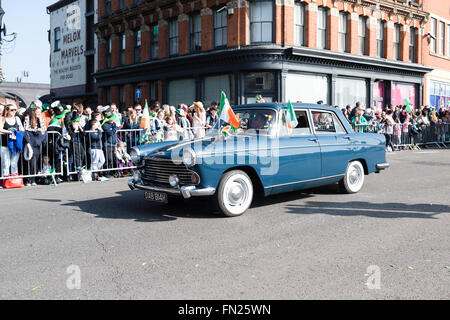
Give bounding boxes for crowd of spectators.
[339,102,450,152]
[0,99,220,188]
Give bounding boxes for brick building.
[94,0,449,112]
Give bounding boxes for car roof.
[233,103,340,112]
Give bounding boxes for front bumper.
[376,163,390,171]
[128,179,216,199]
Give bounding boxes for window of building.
[358,16,367,55]
[294,2,305,46]
[430,18,436,53]
[106,37,111,68]
[118,0,124,10]
[335,77,367,109]
[203,74,234,106]
[430,81,450,110]
[376,20,385,58]
[150,25,159,59]
[338,12,348,53]
[250,0,273,43]
[54,27,61,52]
[393,24,400,60]
[190,13,202,52]
[119,33,126,65]
[286,73,329,104]
[214,7,227,48]
[317,7,327,50]
[448,25,450,58]
[245,72,276,103]
[409,27,417,63]
[134,30,141,63]
[168,79,196,106]
[439,21,445,55]
[169,20,178,56]
[105,0,111,15]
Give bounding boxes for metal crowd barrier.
[65,128,145,177]
[0,131,64,183]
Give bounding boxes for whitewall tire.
[216,170,254,217]
[340,161,365,194]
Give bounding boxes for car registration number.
[144,191,168,203]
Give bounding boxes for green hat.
[42,104,50,111]
[101,112,117,126]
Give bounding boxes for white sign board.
[49,1,86,90]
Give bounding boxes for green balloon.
[404,98,410,106]
[406,105,412,112]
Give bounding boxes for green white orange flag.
[286,101,298,129]
[140,100,150,129]
[219,91,240,129]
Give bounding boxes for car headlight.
[130,147,141,164]
[182,149,197,168]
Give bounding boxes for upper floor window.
[294,2,305,46]
[409,27,417,63]
[317,7,328,50]
[150,25,159,59]
[54,27,61,52]
[338,12,348,53]
[134,30,141,63]
[190,13,202,52]
[448,25,450,57]
[106,37,111,68]
[250,0,273,43]
[430,18,436,53]
[214,7,227,48]
[105,0,111,15]
[393,24,400,61]
[376,20,385,58]
[169,19,179,56]
[118,0,124,10]
[439,21,445,55]
[119,33,126,65]
[358,16,367,55]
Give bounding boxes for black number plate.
[144,191,168,203]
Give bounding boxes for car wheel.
[216,170,254,217]
[339,161,365,194]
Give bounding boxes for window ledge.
[429,53,450,61]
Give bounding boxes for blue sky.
[2,0,55,84]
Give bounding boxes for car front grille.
[142,157,194,187]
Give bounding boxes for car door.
[310,109,352,177]
[265,108,322,194]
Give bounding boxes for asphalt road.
[0,150,449,300]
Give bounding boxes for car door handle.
[308,138,318,142]
[343,136,352,140]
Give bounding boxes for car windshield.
[207,108,278,137]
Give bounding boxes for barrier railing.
[1,131,65,183]
[351,122,450,150]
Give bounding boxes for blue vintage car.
[128,103,389,216]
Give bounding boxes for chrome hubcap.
[226,180,248,206]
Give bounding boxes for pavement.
[0,150,449,299]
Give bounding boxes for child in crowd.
[392,118,402,150]
[164,116,183,141]
[114,141,133,176]
[36,155,53,185]
[88,119,105,181]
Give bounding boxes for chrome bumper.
[376,163,390,171]
[128,179,216,199]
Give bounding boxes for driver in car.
[250,113,268,130]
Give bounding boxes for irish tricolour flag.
[286,101,298,129]
[219,91,240,129]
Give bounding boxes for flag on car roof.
[286,101,298,129]
[218,91,240,129]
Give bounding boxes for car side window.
[293,110,312,135]
[333,114,347,134]
[311,111,336,133]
